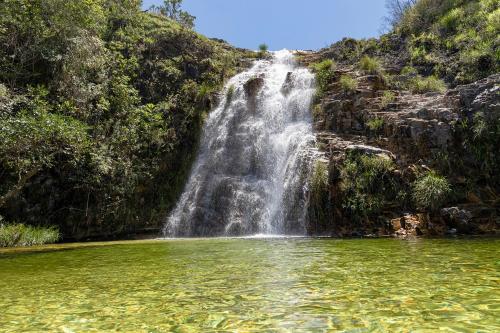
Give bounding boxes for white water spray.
[164,50,317,237]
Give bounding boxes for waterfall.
[164,50,317,237]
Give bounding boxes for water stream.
[165,50,317,237]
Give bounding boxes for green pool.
[0,238,498,332]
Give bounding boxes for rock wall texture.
[303,52,499,237]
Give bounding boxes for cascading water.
[164,50,318,237]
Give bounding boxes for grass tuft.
[366,117,385,132]
[409,75,447,93]
[0,223,60,247]
[359,55,382,75]
[310,59,335,100]
[339,74,358,93]
[412,172,451,211]
[380,91,396,108]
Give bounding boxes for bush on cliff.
[341,153,397,221]
[310,59,335,100]
[409,75,447,93]
[412,172,451,211]
[339,75,358,94]
[309,161,330,228]
[380,91,396,108]
[359,56,383,75]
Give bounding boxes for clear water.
[166,50,318,237]
[1,238,498,332]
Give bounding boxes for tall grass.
[0,223,60,247]
[310,59,335,100]
[339,74,358,93]
[412,172,451,211]
[409,75,447,93]
[359,55,382,75]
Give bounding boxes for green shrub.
[381,91,396,108]
[458,112,500,182]
[0,223,60,247]
[257,43,269,58]
[310,59,335,100]
[401,66,418,76]
[486,8,500,34]
[0,84,7,99]
[366,117,384,132]
[312,104,324,121]
[339,74,358,93]
[311,161,329,194]
[226,84,235,104]
[412,172,451,211]
[309,160,330,226]
[341,153,396,220]
[359,55,382,75]
[439,8,464,32]
[409,75,447,93]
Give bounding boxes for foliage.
[310,59,335,100]
[366,117,385,133]
[312,104,324,121]
[322,0,499,86]
[340,153,397,221]
[359,56,383,75]
[381,91,396,108]
[455,112,500,186]
[309,161,330,227]
[0,223,60,247]
[149,0,195,29]
[339,75,358,93]
[398,0,499,85]
[408,75,447,93]
[385,0,417,29]
[226,85,236,105]
[0,0,249,238]
[412,172,451,211]
[257,44,269,59]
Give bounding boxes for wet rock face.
[243,76,265,113]
[281,72,294,96]
[243,77,264,98]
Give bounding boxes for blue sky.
[142,0,388,50]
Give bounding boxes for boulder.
[281,72,294,96]
[440,207,473,233]
[244,77,264,98]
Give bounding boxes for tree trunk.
[0,168,39,208]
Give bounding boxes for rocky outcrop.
[244,76,265,112]
[243,76,264,98]
[309,67,499,237]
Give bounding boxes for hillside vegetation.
[0,0,251,240]
[305,0,499,237]
[315,0,499,86]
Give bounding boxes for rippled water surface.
[0,238,498,332]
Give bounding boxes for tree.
[257,44,269,58]
[385,0,417,28]
[149,0,195,29]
